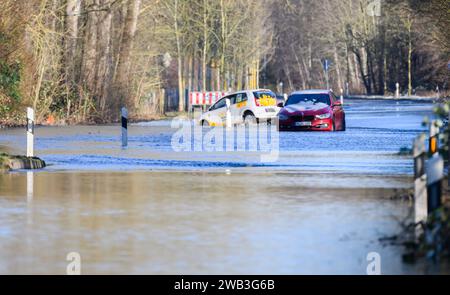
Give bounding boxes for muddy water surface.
[0,99,443,274]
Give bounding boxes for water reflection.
[0,170,428,274]
[27,171,33,225]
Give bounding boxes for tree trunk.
[95,0,113,113]
[333,45,343,92]
[64,0,81,85]
[407,16,413,96]
[219,0,226,90]
[81,0,98,93]
[202,0,208,92]
[173,0,185,112]
[115,0,141,108]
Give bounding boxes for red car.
[278,90,346,131]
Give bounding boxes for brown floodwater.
[0,170,438,274]
[0,99,446,274]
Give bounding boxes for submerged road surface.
[0,98,443,274]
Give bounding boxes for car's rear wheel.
[201,120,209,127]
[341,117,346,131]
[244,113,257,126]
[331,121,336,132]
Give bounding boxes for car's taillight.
[254,97,261,107]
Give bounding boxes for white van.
[199,89,280,126]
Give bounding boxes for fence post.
[414,134,427,226]
[26,107,34,158]
[121,107,128,147]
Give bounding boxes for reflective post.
[429,120,439,156]
[225,98,232,129]
[426,155,443,213]
[395,83,400,98]
[121,107,128,147]
[427,121,443,213]
[26,107,34,158]
[414,134,427,226]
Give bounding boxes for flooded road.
[0,99,441,274]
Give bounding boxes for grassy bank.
[402,199,450,264]
[0,153,46,172]
[384,183,450,265]
[0,111,189,129]
[0,153,9,172]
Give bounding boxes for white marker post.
[340,88,344,105]
[395,83,400,98]
[426,155,443,213]
[427,121,443,213]
[26,107,34,158]
[121,107,128,147]
[225,98,232,129]
[413,134,427,227]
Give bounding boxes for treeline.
[0,0,449,125]
[268,0,450,96]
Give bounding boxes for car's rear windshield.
[253,91,276,99]
[286,94,331,106]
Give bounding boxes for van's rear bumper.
[254,107,280,119]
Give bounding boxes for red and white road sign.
[189,92,228,106]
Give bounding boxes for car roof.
[228,89,273,95]
[290,89,331,95]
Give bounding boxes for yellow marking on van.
[237,101,247,108]
[259,95,276,106]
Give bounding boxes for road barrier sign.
[189,92,228,106]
